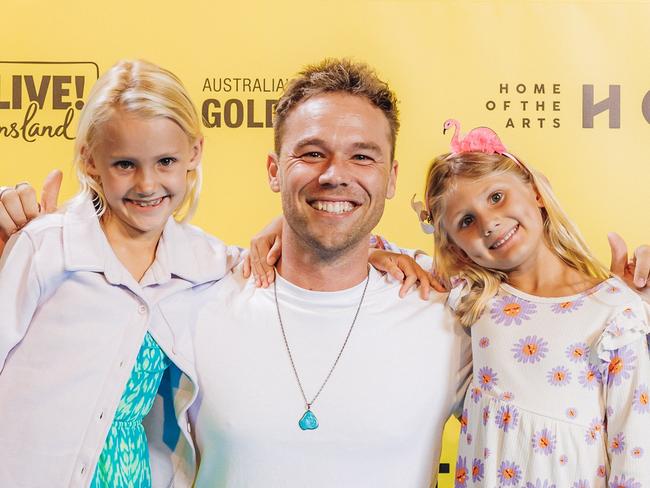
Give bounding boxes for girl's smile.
[442,172,545,272]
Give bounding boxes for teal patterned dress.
[90,332,171,487]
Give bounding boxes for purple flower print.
[479,336,490,348]
[470,387,482,403]
[495,404,519,432]
[606,285,622,294]
[491,296,537,326]
[596,465,606,478]
[632,384,649,413]
[566,407,578,419]
[579,364,602,390]
[526,481,556,488]
[497,460,522,486]
[482,406,490,426]
[471,458,484,483]
[572,481,590,488]
[622,307,636,319]
[547,366,572,386]
[610,432,626,454]
[454,456,468,488]
[609,475,641,488]
[585,418,604,445]
[499,391,514,402]
[559,454,568,465]
[565,342,590,363]
[551,298,584,314]
[483,447,491,459]
[512,335,549,364]
[532,428,556,455]
[631,447,643,458]
[477,366,498,391]
[606,346,637,387]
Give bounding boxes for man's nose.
[318,156,349,187]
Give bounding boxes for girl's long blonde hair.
[424,152,610,327]
[73,59,202,222]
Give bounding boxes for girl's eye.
[114,160,134,170]
[460,215,474,228]
[490,192,503,204]
[159,157,177,167]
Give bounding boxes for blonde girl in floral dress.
[420,123,650,488]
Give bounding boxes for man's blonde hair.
[73,59,202,222]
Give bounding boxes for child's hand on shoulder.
[369,249,445,299]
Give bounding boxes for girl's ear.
[82,146,99,178]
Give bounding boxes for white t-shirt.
[190,266,471,487]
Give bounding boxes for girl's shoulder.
[591,277,650,363]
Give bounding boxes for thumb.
[607,232,628,277]
[41,169,63,214]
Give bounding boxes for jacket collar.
[62,197,229,287]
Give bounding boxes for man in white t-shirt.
[188,59,471,487]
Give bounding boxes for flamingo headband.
[411,119,524,234]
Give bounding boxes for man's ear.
[267,153,281,193]
[386,159,399,199]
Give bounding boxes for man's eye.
[490,192,503,204]
[159,157,177,167]
[460,215,474,228]
[352,154,374,162]
[114,160,134,170]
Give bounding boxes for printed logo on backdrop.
[0,61,99,142]
[201,76,289,129]
[484,82,650,128]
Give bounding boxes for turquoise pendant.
[298,409,319,430]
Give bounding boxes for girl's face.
[87,111,201,240]
[441,172,546,273]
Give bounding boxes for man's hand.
[608,232,650,302]
[0,170,62,255]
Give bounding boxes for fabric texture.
[455,277,650,488]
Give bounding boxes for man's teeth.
[130,197,164,207]
[311,201,355,214]
[491,225,518,249]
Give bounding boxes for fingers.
[607,232,628,278]
[429,273,447,293]
[266,236,282,266]
[0,188,28,232]
[41,169,63,214]
[399,273,419,298]
[242,252,252,279]
[633,245,650,288]
[0,202,19,242]
[17,184,40,221]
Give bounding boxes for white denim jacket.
[0,197,238,487]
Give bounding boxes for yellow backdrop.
[3,1,650,486]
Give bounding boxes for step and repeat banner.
[3,1,649,486]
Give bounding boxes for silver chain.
[273,268,370,409]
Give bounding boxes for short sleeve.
[595,303,650,485]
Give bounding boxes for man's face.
[268,92,398,260]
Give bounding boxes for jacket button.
[138,304,147,314]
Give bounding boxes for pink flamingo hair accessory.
[442,118,521,164]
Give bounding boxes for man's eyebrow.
[293,138,328,151]
[350,141,382,153]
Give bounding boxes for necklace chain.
[273,268,370,409]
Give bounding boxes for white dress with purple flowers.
[453,277,650,488]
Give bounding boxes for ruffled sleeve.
[595,300,650,486]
